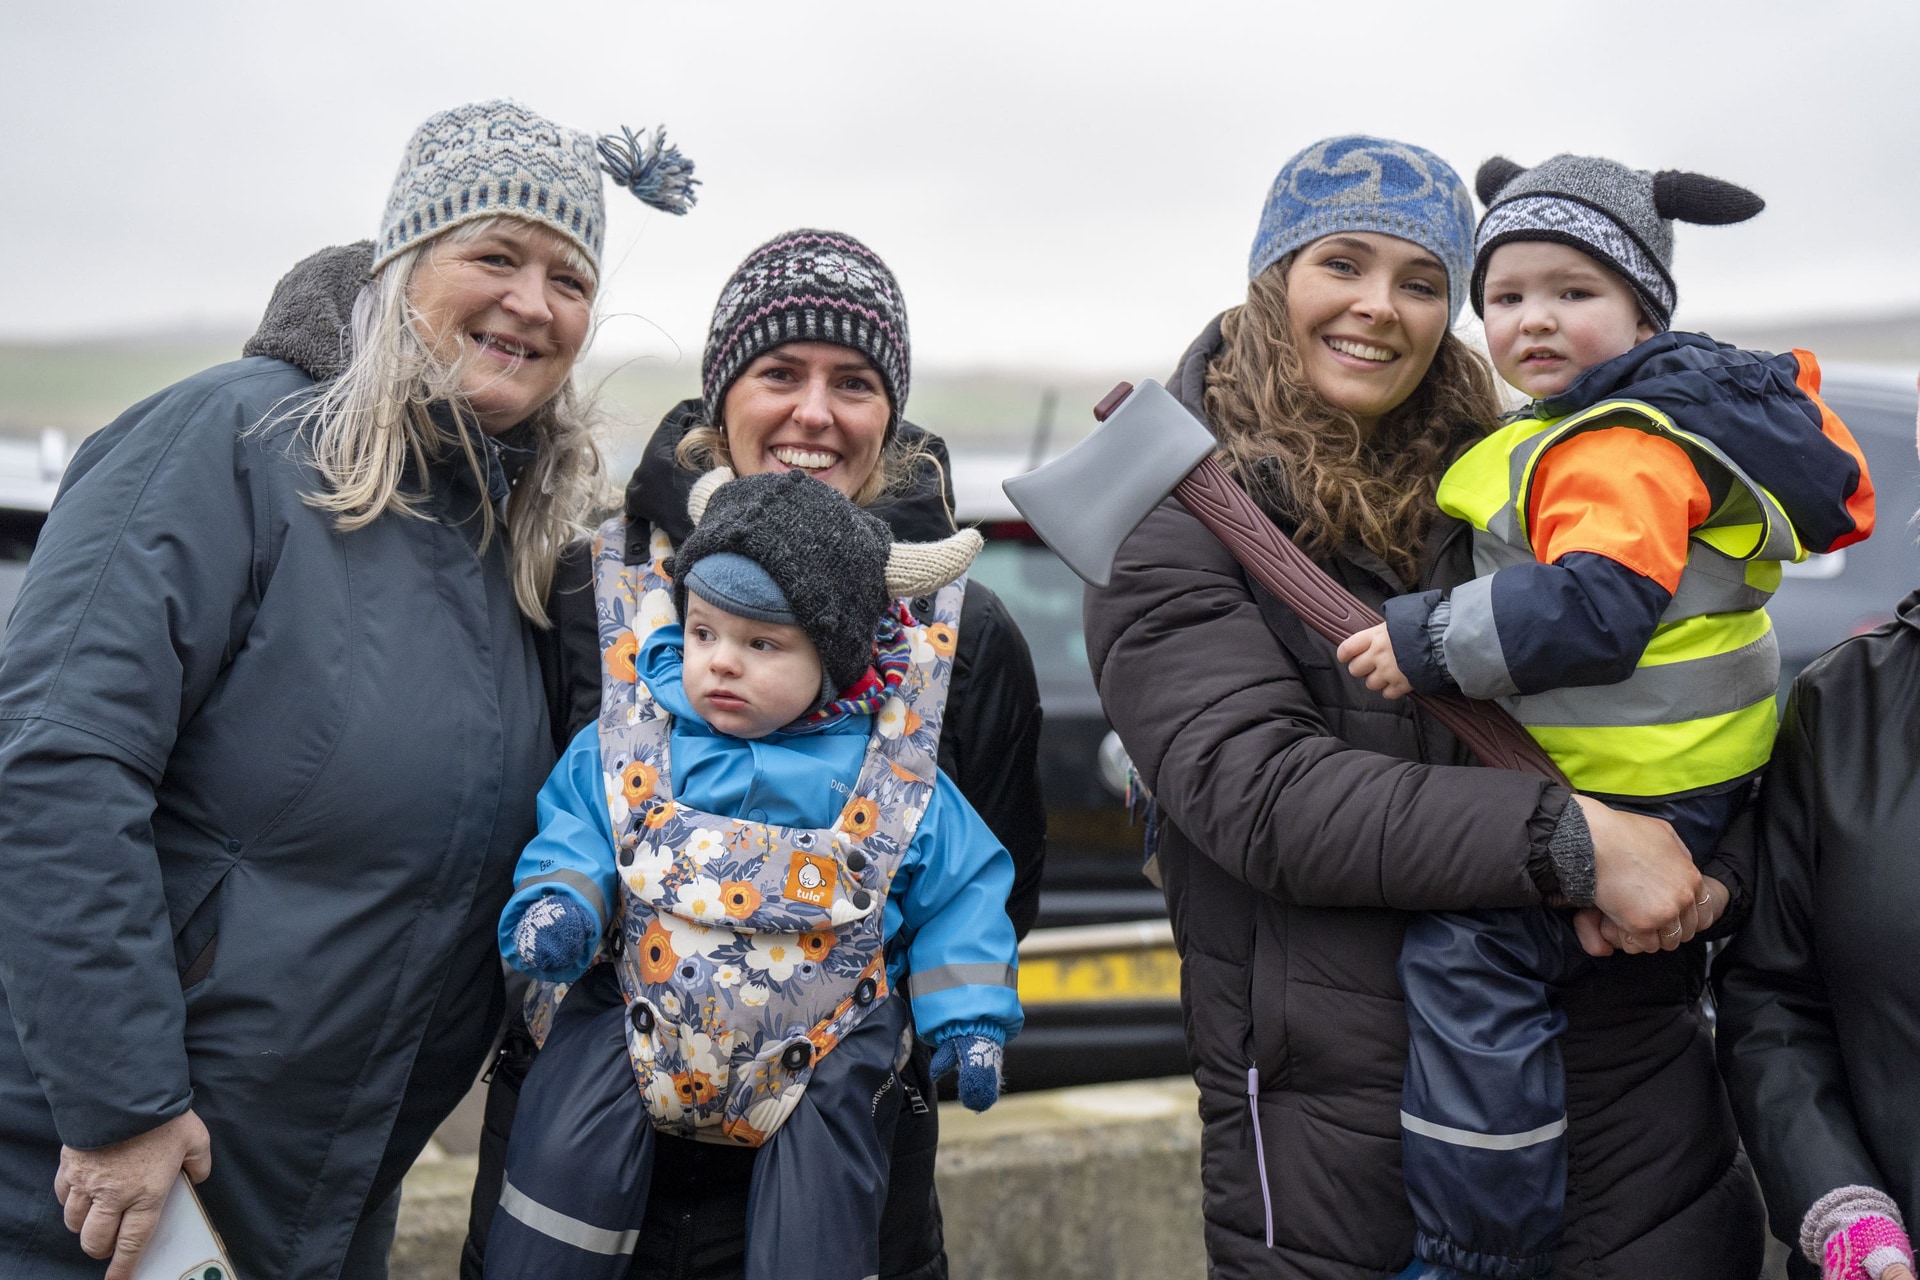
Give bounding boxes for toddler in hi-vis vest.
[485,469,1021,1280]
[1336,155,1878,1280]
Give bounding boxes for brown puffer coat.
[1080,319,1766,1279]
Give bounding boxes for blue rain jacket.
[500,626,1023,1046]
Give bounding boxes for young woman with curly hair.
[1082,136,1764,1278]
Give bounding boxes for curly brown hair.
[1203,257,1503,584]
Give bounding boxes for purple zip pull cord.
[1247,1066,1275,1248]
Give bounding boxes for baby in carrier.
[486,469,1022,1280]
[1337,153,1875,1278]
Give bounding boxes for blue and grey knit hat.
[374,100,698,273]
[1248,136,1477,323]
[1470,154,1765,331]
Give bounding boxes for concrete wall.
[392,1077,1206,1280]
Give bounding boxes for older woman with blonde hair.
[0,100,693,1280]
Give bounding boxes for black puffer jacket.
[1080,317,1765,1279]
[1715,591,1920,1280]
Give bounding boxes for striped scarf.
[801,604,916,725]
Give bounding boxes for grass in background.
[0,338,1129,478]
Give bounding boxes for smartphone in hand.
[129,1172,237,1280]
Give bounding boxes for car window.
[967,538,1095,704]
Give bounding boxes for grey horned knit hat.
[374,100,697,274]
[701,229,911,437]
[669,471,893,700]
[1470,154,1765,331]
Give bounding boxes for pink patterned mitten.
[1824,1214,1914,1280]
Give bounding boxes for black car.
[955,365,1917,1090]
[954,452,1190,1091]
[0,430,64,647]
[1768,366,1919,679]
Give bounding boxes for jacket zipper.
[1247,1066,1275,1248]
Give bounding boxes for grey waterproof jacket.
[0,293,554,1276]
[1080,317,1765,1279]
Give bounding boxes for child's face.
[1482,241,1656,399]
[681,595,825,740]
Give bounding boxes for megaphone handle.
[1174,457,1570,787]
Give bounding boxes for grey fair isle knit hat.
[373,100,698,273]
[1470,154,1765,331]
[701,229,911,437]
[1249,136,1479,323]
[670,470,894,699]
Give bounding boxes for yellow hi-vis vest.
[1437,399,1802,798]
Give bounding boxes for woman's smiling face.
[719,342,890,499]
[407,220,595,435]
[1283,232,1453,437]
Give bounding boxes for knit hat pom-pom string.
[598,125,700,215]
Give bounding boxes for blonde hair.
[675,395,941,513]
[1203,257,1502,583]
[293,218,608,625]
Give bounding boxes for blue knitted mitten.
[512,892,597,980]
[930,1033,1004,1112]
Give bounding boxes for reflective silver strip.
[498,1178,641,1256]
[1400,1110,1568,1151]
[1515,626,1778,729]
[1663,542,1774,622]
[514,869,609,925]
[1438,575,1519,700]
[911,963,1018,997]
[1470,528,1534,578]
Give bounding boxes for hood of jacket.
[624,399,960,558]
[244,241,374,381]
[1539,331,1869,555]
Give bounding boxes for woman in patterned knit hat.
[1081,135,1764,1277]
[0,100,694,1280]
[459,230,1047,1280]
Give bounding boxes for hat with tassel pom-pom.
[375,99,697,273]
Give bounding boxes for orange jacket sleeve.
[1526,428,1713,594]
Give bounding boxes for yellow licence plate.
[1016,947,1183,1005]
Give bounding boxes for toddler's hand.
[1335,624,1412,699]
[513,892,598,980]
[930,1033,1004,1112]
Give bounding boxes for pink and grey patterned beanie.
[701,229,911,436]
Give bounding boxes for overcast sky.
[5,0,1916,372]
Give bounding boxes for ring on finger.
[1696,896,1710,906]
[1665,923,1682,937]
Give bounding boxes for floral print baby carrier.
[529,511,967,1147]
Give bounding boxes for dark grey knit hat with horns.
[1470,154,1765,331]
[668,471,893,698]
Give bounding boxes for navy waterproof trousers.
[486,965,908,1280]
[1398,908,1594,1279]
[1399,787,1744,1278]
